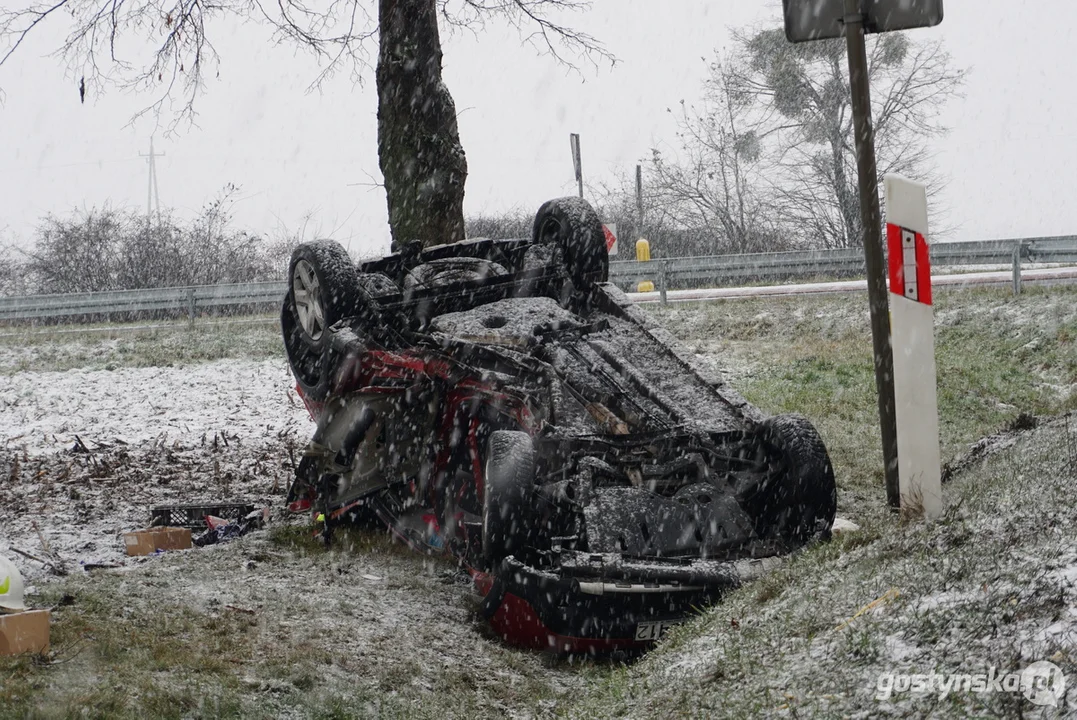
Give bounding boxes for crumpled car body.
[281,197,836,654]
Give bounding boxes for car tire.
[753,414,837,546]
[531,197,609,288]
[282,241,362,401]
[482,430,536,569]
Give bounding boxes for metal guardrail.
[1,235,1075,322]
[608,235,1077,302]
[0,281,286,322]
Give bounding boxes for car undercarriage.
[281,197,836,653]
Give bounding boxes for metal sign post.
[842,0,900,507]
[783,0,943,509]
[570,133,583,199]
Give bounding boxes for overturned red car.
[281,197,836,655]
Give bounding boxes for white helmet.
[0,555,26,612]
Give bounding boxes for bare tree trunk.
[377,0,468,250]
[830,128,859,248]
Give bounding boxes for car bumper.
[474,554,781,654]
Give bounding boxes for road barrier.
[0,282,286,323]
[1,236,1075,322]
[609,236,1077,303]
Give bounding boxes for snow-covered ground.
[0,353,589,717]
[0,358,311,585]
[570,413,1077,718]
[2,287,1074,717]
[1,358,308,453]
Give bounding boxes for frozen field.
[1,358,310,582]
[0,351,591,717]
[1,286,1074,717]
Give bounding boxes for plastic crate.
[150,503,255,530]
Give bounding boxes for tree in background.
[464,207,532,240]
[647,56,786,255]
[28,207,125,293]
[23,189,286,295]
[0,0,609,249]
[729,29,965,248]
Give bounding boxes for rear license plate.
[634,620,682,642]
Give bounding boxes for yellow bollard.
[635,238,653,291]
[635,239,651,262]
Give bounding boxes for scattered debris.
[0,556,50,656]
[80,562,122,572]
[31,521,69,576]
[833,587,900,632]
[830,518,860,536]
[9,548,49,566]
[224,604,257,615]
[123,527,192,556]
[0,610,50,656]
[151,502,257,530]
[193,507,269,547]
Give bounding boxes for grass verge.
[2,284,1074,718]
[1,527,586,720]
[565,413,1077,718]
[0,317,282,375]
[650,284,1077,524]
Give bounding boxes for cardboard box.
[153,526,193,551]
[0,609,50,656]
[123,527,193,556]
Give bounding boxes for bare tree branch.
[0,0,612,129]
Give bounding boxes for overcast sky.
[1,0,1075,258]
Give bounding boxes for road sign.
[783,0,943,43]
[885,174,941,518]
[602,223,618,256]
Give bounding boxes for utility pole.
[139,137,164,222]
[569,133,583,199]
[635,163,644,238]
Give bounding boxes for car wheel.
[482,430,535,569]
[282,241,361,401]
[753,414,837,545]
[531,197,609,288]
[287,241,359,348]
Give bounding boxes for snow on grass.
[0,319,282,375]
[5,529,589,719]
[570,413,1077,718]
[0,334,594,718]
[0,358,312,590]
[0,358,306,453]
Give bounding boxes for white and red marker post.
[884,174,942,518]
